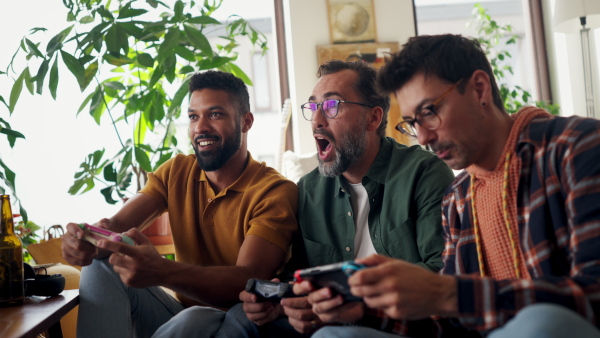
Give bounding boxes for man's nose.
[311,108,328,129]
[416,124,436,147]
[193,116,211,134]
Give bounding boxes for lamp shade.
[554,0,600,33]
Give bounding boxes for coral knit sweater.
[466,107,547,279]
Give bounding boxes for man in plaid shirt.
[306,34,600,338]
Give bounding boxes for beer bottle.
[0,195,24,307]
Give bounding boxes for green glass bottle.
[0,195,24,307]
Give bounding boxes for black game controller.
[245,279,299,302]
[24,263,66,297]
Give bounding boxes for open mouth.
[195,136,219,149]
[315,136,333,160]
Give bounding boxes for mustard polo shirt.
[140,153,298,307]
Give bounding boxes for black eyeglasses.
[396,78,464,138]
[301,99,375,121]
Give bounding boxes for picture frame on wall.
[317,41,398,70]
[327,0,377,44]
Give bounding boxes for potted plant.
[3,0,267,205]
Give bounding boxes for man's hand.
[282,284,321,334]
[349,254,458,320]
[299,280,365,324]
[98,228,167,288]
[61,221,109,266]
[240,279,284,326]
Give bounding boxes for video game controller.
[77,223,135,246]
[245,279,299,302]
[294,260,366,302]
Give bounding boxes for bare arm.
[102,231,287,308]
[62,193,163,265]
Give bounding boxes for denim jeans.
[77,258,185,338]
[488,303,600,338]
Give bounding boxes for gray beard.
[318,128,366,178]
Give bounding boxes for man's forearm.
[160,260,272,308]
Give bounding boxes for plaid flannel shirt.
[440,110,600,333]
[361,110,600,337]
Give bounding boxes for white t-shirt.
[346,181,377,259]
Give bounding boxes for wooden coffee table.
[0,289,79,338]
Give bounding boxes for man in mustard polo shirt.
[61,70,298,337]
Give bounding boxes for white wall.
[283,0,417,154]
[543,0,600,118]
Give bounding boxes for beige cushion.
[282,151,318,183]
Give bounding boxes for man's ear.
[471,70,492,103]
[365,106,384,132]
[241,112,254,133]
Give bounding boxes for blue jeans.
[215,303,309,337]
[488,303,600,338]
[77,258,185,338]
[311,303,600,338]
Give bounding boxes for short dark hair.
[188,70,251,116]
[377,34,504,112]
[318,60,391,139]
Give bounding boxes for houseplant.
[471,3,560,115]
[0,97,27,221]
[3,0,267,205]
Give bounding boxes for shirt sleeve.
[245,179,299,254]
[413,155,455,272]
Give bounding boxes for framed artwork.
[327,0,377,44]
[317,41,413,146]
[317,42,398,69]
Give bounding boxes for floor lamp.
[554,0,600,118]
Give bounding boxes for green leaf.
[226,62,252,86]
[60,50,85,90]
[77,90,96,115]
[134,146,153,172]
[106,24,121,55]
[104,81,126,91]
[80,15,94,24]
[179,65,195,74]
[22,67,34,95]
[137,53,154,67]
[46,25,74,56]
[0,158,17,192]
[174,46,195,62]
[25,38,44,58]
[168,77,189,115]
[118,7,148,19]
[103,54,134,66]
[146,0,159,8]
[174,1,184,22]
[9,70,25,113]
[187,16,221,25]
[82,60,99,91]
[100,186,119,204]
[183,24,211,57]
[35,60,49,95]
[96,5,114,20]
[49,57,59,99]
[158,28,181,62]
[103,162,117,182]
[89,88,104,124]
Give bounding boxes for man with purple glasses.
[209,60,454,337]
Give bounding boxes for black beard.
[194,121,242,171]
[317,126,367,178]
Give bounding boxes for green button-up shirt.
[292,137,454,272]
